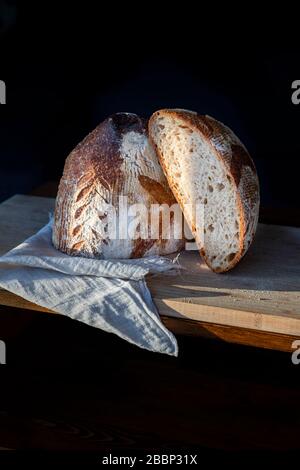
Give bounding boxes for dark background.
[0,1,300,211]
[1,1,300,461]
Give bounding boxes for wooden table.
[1,192,300,457]
[1,194,300,352]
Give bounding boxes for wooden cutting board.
[0,194,300,350]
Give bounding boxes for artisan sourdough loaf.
[149,109,260,272]
[53,113,184,259]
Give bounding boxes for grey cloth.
[0,222,178,356]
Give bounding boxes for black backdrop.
[1,2,300,462]
[1,2,300,211]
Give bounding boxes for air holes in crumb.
[235,232,239,239]
[227,252,236,262]
[235,220,239,229]
[227,175,231,182]
[225,234,228,240]
[208,185,213,192]
[204,198,208,205]
[189,148,193,153]
[158,124,165,130]
[208,224,214,232]
[217,183,225,191]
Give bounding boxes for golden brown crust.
[138,175,176,206]
[53,113,184,259]
[53,114,128,254]
[149,109,260,272]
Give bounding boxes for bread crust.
[149,109,260,272]
[53,113,184,259]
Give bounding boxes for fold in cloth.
[0,222,179,356]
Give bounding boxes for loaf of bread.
[52,113,184,259]
[149,109,260,272]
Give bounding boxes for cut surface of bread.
[149,109,260,272]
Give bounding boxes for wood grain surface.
[0,194,300,458]
[0,194,299,350]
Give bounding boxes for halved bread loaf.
[149,109,260,272]
[53,113,184,259]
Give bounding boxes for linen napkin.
[0,221,179,356]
